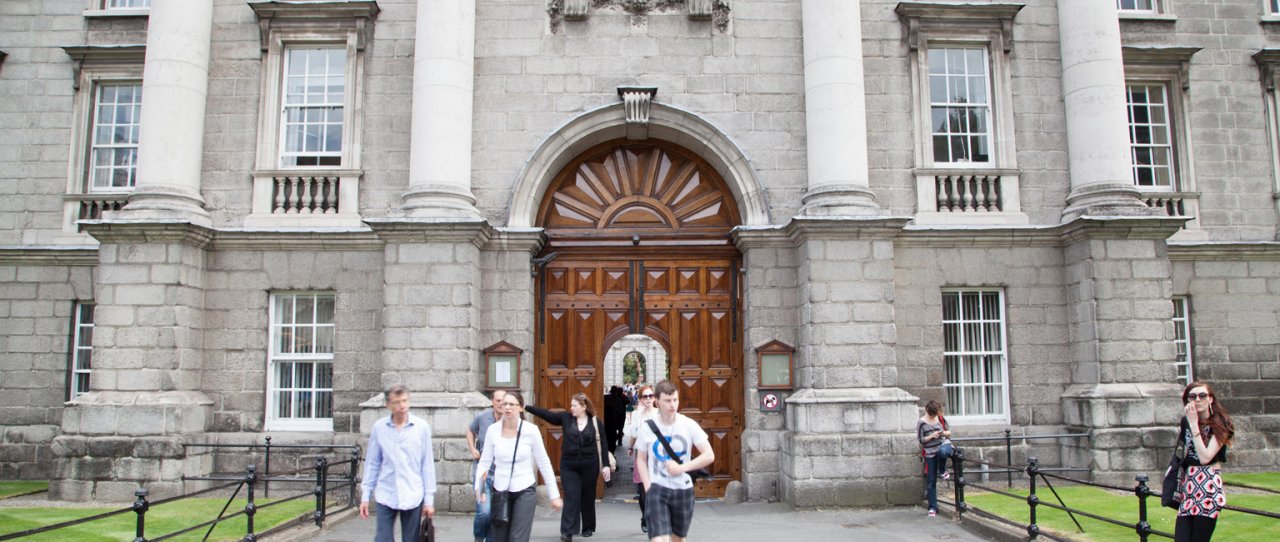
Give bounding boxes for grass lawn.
[963,485,1280,542]
[1222,472,1280,493]
[0,496,324,542]
[0,482,48,500]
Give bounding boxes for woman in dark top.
[525,393,612,541]
[1175,381,1234,542]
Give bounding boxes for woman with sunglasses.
[475,391,563,542]
[1174,382,1234,542]
[623,384,658,534]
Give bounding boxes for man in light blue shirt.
[360,384,437,542]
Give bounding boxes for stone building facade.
[1,0,1278,509]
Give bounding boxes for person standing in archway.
[635,380,715,542]
[604,386,629,455]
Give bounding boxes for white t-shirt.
[475,420,560,500]
[636,413,709,491]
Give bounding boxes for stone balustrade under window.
[246,170,363,228]
[912,170,1028,225]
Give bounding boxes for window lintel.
[61,44,146,89]
[1253,49,1280,91]
[1123,46,1200,91]
[249,0,380,52]
[895,2,1024,52]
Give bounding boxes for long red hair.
[1181,381,1234,447]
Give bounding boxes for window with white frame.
[1126,83,1176,190]
[89,83,143,191]
[942,289,1009,421]
[280,47,346,168]
[105,0,150,8]
[267,293,335,431]
[69,302,94,399]
[1272,0,1280,15]
[929,47,993,165]
[1172,296,1194,386]
[1116,0,1157,12]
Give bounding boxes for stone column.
[1057,0,1152,219]
[400,0,482,219]
[1058,220,1186,484]
[798,0,881,216]
[119,0,213,224]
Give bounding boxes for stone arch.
[507,102,771,228]
[602,334,668,388]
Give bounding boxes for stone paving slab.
[298,501,992,542]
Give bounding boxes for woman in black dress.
[525,393,613,541]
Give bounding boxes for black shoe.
[560,535,572,542]
[641,522,648,533]
[582,530,593,537]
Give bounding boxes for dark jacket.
[524,404,602,463]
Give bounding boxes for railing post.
[349,446,360,507]
[132,488,149,542]
[315,457,328,527]
[263,436,272,499]
[1005,428,1013,488]
[1135,474,1152,542]
[952,446,966,520]
[243,465,258,542]
[1026,456,1040,540]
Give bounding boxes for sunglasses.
[640,394,655,398]
[1187,392,1211,401]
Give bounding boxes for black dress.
[524,404,603,538]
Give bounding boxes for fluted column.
[401,0,481,219]
[122,0,213,224]
[1058,0,1151,219]
[799,0,881,216]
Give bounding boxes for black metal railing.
[183,438,360,498]
[940,448,1280,541]
[948,429,1090,487]
[0,456,360,542]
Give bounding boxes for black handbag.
[1160,419,1189,509]
[645,419,711,480]
[490,420,523,526]
[417,515,434,542]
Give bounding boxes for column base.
[359,391,492,512]
[400,184,482,220]
[799,185,884,217]
[111,186,212,227]
[780,388,921,507]
[51,391,214,501]
[1060,383,1184,486]
[1062,182,1164,221]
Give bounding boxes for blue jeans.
[374,501,422,542]
[474,476,494,541]
[924,443,953,511]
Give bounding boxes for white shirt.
[475,420,560,500]
[636,413,709,491]
[361,415,437,509]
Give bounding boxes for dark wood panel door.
[535,256,742,498]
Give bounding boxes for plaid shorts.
[645,484,695,538]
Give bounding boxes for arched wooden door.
[534,140,743,497]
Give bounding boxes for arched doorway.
[533,139,744,497]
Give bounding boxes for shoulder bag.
[490,419,522,526]
[645,419,711,480]
[1160,418,1189,509]
[592,417,617,485]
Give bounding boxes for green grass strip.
[0,497,320,542]
[1221,472,1280,493]
[964,485,1280,542]
[0,482,49,500]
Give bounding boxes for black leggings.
[1174,515,1217,542]
[559,458,600,536]
[636,482,647,523]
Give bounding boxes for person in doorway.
[467,389,506,542]
[917,399,953,518]
[624,384,658,534]
[475,391,563,542]
[359,384,437,542]
[605,386,630,454]
[525,393,612,541]
[1174,381,1234,542]
[635,380,715,542]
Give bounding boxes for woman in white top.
[622,384,658,534]
[476,391,563,542]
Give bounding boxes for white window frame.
[69,302,95,399]
[61,45,145,233]
[105,0,150,8]
[941,288,1010,424]
[926,45,996,167]
[266,292,336,432]
[1116,0,1158,13]
[1125,82,1177,191]
[1123,47,1203,231]
[278,47,348,169]
[1172,296,1194,386]
[1116,0,1176,19]
[84,0,149,18]
[87,82,144,192]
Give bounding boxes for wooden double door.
[534,254,743,497]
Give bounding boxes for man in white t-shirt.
[635,380,715,542]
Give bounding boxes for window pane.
[942,290,1007,417]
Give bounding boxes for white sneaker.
[928,509,937,517]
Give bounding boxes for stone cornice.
[895,1,1025,52]
[80,220,216,249]
[0,246,99,266]
[897,225,1063,247]
[1253,49,1280,91]
[248,0,380,51]
[1056,216,1188,243]
[1166,241,1280,261]
[61,44,146,89]
[786,216,913,244]
[484,227,547,254]
[363,217,494,248]
[731,225,792,250]
[211,229,383,251]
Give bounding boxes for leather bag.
[1160,419,1189,509]
[490,420,523,526]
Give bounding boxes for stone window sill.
[83,9,149,19]
[1118,12,1177,22]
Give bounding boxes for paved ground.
[302,500,991,542]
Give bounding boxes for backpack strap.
[646,419,685,465]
